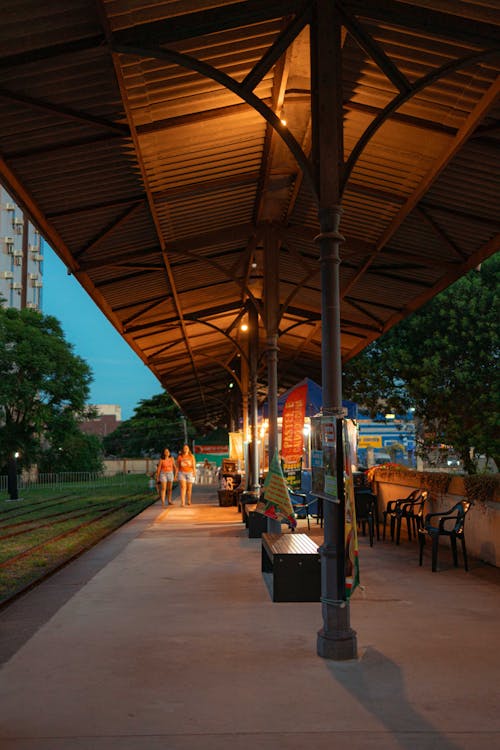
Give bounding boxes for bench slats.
[262,532,318,556]
[261,533,321,602]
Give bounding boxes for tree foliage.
[103,392,192,457]
[38,412,103,473]
[342,343,411,418]
[0,306,95,471]
[343,256,499,473]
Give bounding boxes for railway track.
[0,491,156,608]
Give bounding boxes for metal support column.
[311,0,357,660]
[241,353,250,488]
[248,300,261,497]
[264,226,281,534]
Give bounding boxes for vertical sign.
[281,383,307,464]
[343,419,359,599]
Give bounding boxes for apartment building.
[80,404,122,438]
[0,184,43,310]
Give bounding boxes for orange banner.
[281,383,307,463]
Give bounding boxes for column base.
[317,627,358,661]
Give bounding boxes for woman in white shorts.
[156,448,177,506]
[176,443,196,506]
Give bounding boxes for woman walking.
[177,443,196,506]
[156,448,177,506]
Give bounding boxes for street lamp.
[7,451,20,501]
[180,415,188,445]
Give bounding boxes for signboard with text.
[281,383,307,464]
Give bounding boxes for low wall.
[102,458,218,484]
[373,475,500,567]
[103,458,157,476]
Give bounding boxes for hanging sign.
[281,383,307,464]
[282,458,302,490]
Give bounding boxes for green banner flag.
[343,420,360,599]
[257,450,297,529]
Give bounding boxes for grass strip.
[0,493,155,607]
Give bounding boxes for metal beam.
[342,76,500,299]
[344,100,457,137]
[153,172,261,203]
[243,4,311,91]
[112,42,316,197]
[136,101,269,136]
[346,232,500,361]
[415,206,468,261]
[343,50,500,190]
[0,35,105,69]
[338,5,411,94]
[112,0,304,47]
[46,194,146,219]
[6,132,126,160]
[0,87,129,134]
[343,0,500,47]
[74,202,145,261]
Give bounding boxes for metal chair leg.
[450,536,458,567]
[431,534,439,572]
[462,537,469,572]
[418,531,425,566]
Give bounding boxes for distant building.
[356,411,416,467]
[80,404,122,438]
[0,185,43,310]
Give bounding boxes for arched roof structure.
[1,0,499,429]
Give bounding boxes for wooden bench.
[261,532,321,602]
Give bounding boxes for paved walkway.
[1,483,499,749]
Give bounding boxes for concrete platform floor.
[1,483,499,749]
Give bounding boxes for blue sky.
[42,242,161,420]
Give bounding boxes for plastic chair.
[382,489,422,541]
[354,490,377,547]
[418,500,472,572]
[394,489,428,545]
[288,487,317,531]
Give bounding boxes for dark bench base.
[245,504,268,538]
[261,533,321,602]
[217,489,235,507]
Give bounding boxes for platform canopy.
[1,1,498,430]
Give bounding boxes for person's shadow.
[325,646,462,750]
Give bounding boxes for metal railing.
[0,471,145,493]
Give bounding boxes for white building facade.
[0,184,43,310]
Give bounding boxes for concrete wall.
[103,458,218,484]
[373,475,500,567]
[103,458,157,476]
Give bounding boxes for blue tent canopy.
[264,378,358,419]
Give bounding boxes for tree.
[103,392,192,457]
[342,342,411,418]
[38,412,103,473]
[343,256,499,473]
[0,306,94,471]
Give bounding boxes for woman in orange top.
[156,448,177,506]
[177,443,196,506]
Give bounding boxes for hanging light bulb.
[280,107,287,126]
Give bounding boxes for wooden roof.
[1,0,499,428]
